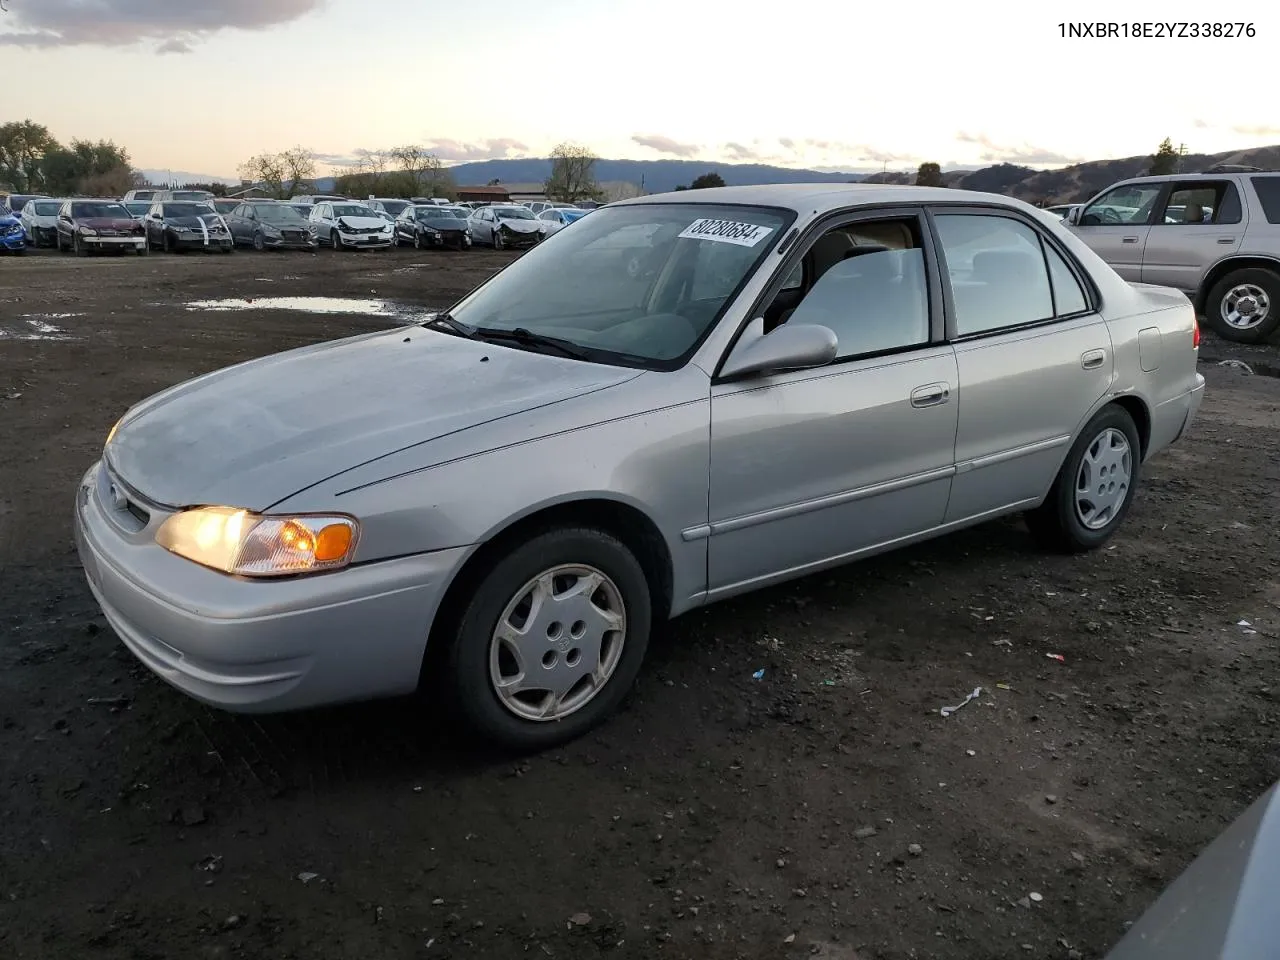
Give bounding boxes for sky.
[2,0,1278,181]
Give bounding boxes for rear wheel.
[1204,268,1280,344]
[444,527,653,751]
[1025,405,1141,553]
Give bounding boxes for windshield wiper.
[473,326,592,360]
[422,311,478,339]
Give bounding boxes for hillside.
[443,157,868,193]
[861,144,1280,201]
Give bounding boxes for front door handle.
[1217,237,1236,244]
[1121,237,1139,243]
[1081,348,1107,370]
[910,382,950,408]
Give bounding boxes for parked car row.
[6,193,599,256]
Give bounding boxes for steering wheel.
[1100,207,1122,225]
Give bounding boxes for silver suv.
[1067,171,1280,343]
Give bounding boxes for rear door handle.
[1217,237,1236,244]
[1081,348,1107,370]
[910,382,950,408]
[1121,237,1139,243]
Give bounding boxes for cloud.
[0,0,323,52]
[724,141,759,160]
[632,134,700,158]
[955,131,1081,165]
[1192,118,1211,129]
[421,138,529,163]
[1232,124,1280,137]
[778,137,795,149]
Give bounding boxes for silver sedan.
[76,184,1206,749]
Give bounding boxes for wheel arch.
[420,495,675,683]
[1195,255,1280,315]
[1070,392,1152,466]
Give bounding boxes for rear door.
[1141,179,1245,293]
[1070,180,1165,281]
[930,207,1113,522]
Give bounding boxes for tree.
[0,120,58,192]
[238,146,316,199]
[689,172,725,189]
[544,142,602,202]
[915,162,944,187]
[389,144,453,197]
[1148,137,1180,176]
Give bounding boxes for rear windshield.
[1250,176,1280,224]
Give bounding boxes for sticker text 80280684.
[677,218,775,247]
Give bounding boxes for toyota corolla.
[76,184,1205,750]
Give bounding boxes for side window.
[1159,182,1240,225]
[934,214,1054,336]
[783,219,930,360]
[1043,243,1088,316]
[1250,176,1280,224]
[1078,183,1164,226]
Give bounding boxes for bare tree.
[389,144,448,195]
[544,142,602,202]
[279,146,316,197]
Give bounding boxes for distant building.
[502,182,547,202]
[457,184,511,203]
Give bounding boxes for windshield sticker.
[678,218,774,247]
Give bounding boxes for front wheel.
[253,231,265,252]
[492,229,504,251]
[330,229,342,250]
[136,242,148,257]
[445,527,653,751]
[1204,268,1280,344]
[1025,405,1141,553]
[74,234,88,257]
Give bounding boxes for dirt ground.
[1,246,1278,960]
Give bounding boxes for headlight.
[262,224,281,235]
[81,227,98,236]
[105,417,123,451]
[155,507,359,577]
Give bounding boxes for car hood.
[335,216,387,229]
[0,214,18,227]
[77,217,140,231]
[420,217,466,230]
[1102,780,1280,959]
[106,327,640,511]
[165,214,223,228]
[496,218,541,232]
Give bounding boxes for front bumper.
[74,460,467,713]
[428,231,470,248]
[171,233,233,250]
[1,232,27,251]
[84,234,146,250]
[338,231,394,248]
[500,230,541,247]
[263,232,318,250]
[27,225,57,246]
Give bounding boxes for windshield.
[332,204,375,218]
[163,203,216,218]
[493,206,536,220]
[415,206,455,220]
[255,204,306,223]
[440,207,468,218]
[379,200,410,215]
[170,191,212,201]
[71,202,131,219]
[123,202,151,215]
[32,201,62,215]
[449,203,788,367]
[563,210,588,221]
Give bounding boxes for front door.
[931,209,1114,521]
[707,211,958,596]
[1069,180,1166,281]
[1141,179,1245,293]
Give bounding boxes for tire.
[330,229,341,250]
[1025,405,1141,553]
[414,231,423,250]
[1203,268,1280,344]
[74,234,87,257]
[253,232,265,252]
[493,229,504,251]
[136,242,148,257]
[162,232,173,254]
[445,527,653,751]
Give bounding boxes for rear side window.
[1044,244,1088,316]
[1251,177,1280,224]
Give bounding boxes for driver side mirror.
[1067,206,1082,225]
[719,317,838,380]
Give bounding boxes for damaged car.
[144,201,234,254]
[55,199,147,256]
[0,209,27,255]
[20,197,64,248]
[393,204,472,250]
[468,203,545,249]
[308,201,394,250]
[226,201,319,251]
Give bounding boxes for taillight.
[1193,316,1201,349]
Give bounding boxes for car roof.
[612,183,1043,216]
